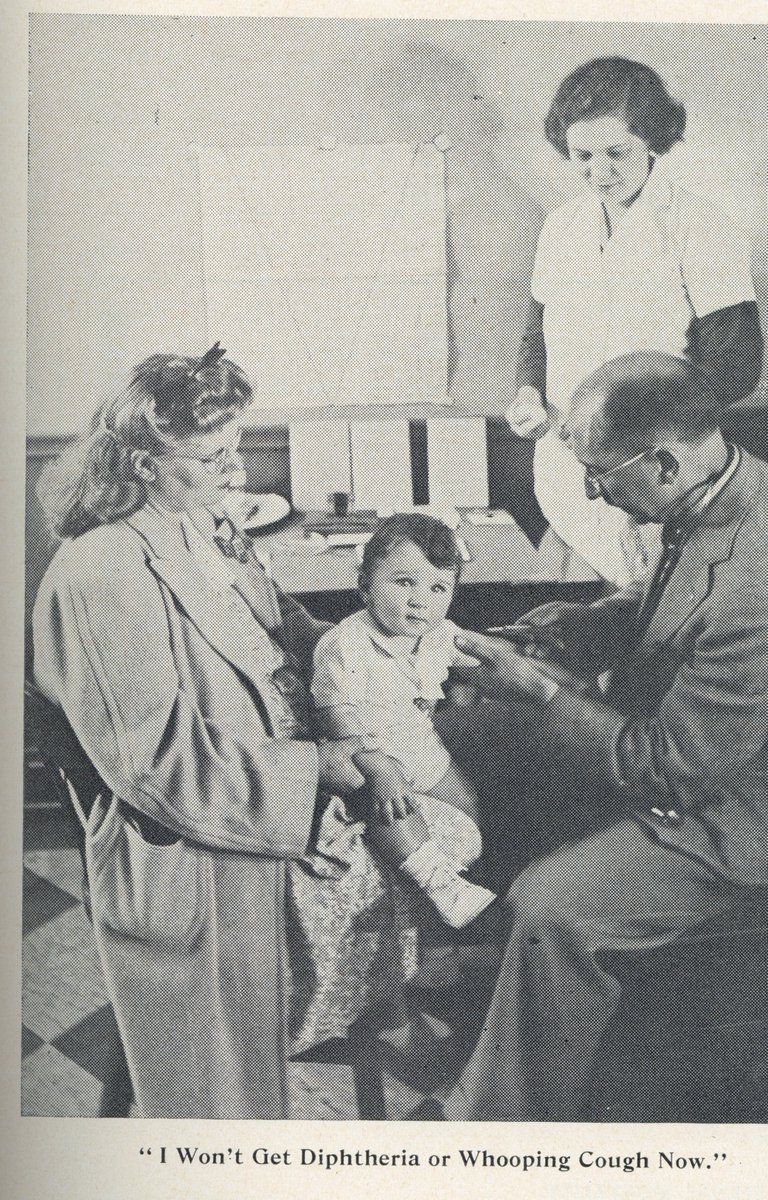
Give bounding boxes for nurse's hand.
[506,386,551,439]
[453,632,561,703]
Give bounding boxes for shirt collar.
[663,445,741,545]
[357,609,421,661]
[146,500,220,546]
[140,504,237,586]
[178,514,236,581]
[588,161,674,243]
[632,161,674,214]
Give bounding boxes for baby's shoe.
[412,794,483,867]
[400,840,497,930]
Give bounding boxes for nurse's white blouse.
[530,167,757,585]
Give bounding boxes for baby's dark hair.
[359,513,463,591]
[545,57,686,158]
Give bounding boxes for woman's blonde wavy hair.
[37,351,252,539]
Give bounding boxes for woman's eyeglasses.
[160,442,243,475]
[583,449,652,500]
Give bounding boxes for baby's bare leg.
[365,804,431,866]
[365,769,496,929]
[430,761,481,826]
[365,763,480,865]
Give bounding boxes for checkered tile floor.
[22,848,120,1116]
[26,816,768,1121]
[22,842,466,1119]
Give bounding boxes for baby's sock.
[400,839,497,930]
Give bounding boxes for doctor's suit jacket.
[538,448,768,886]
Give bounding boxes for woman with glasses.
[508,56,763,585]
[32,346,416,1117]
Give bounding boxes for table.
[253,514,598,596]
[253,511,600,595]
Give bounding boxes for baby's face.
[364,540,456,639]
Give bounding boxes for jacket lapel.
[639,526,737,654]
[125,506,280,692]
[639,457,756,656]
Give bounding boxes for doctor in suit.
[32,346,413,1118]
[423,349,768,1121]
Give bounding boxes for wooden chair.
[24,679,135,1118]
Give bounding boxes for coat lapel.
[125,506,281,692]
[639,526,738,655]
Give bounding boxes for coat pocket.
[87,796,207,951]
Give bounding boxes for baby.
[311,513,496,929]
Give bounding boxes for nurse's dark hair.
[570,351,723,456]
[545,57,686,157]
[37,347,252,540]
[359,513,463,593]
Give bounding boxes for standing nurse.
[509,57,763,584]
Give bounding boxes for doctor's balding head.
[560,351,729,524]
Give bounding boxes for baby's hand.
[370,775,413,825]
[351,751,412,825]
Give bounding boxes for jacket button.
[651,805,683,827]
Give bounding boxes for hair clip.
[99,416,120,443]
[191,342,227,378]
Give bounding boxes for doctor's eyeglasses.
[583,449,653,500]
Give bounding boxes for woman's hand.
[506,386,551,440]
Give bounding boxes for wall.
[28,16,768,437]
[26,17,768,620]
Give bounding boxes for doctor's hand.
[519,601,630,671]
[511,601,589,665]
[453,632,563,703]
[506,387,551,440]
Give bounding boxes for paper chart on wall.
[194,143,449,410]
[426,418,489,508]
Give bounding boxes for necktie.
[634,522,686,643]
